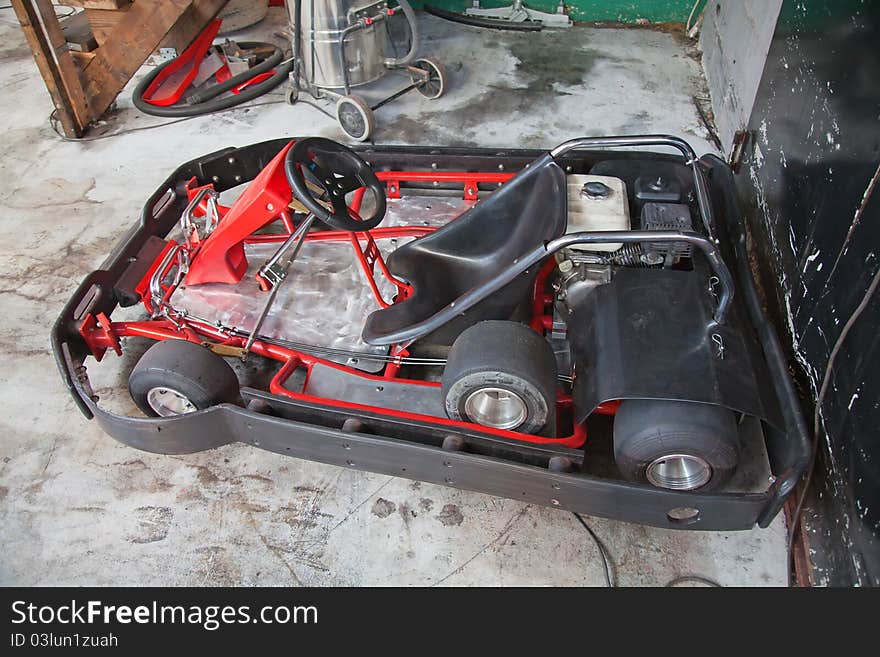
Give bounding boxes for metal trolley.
[287,0,447,141]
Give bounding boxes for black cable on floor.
[574,512,729,587]
[665,575,722,587]
[572,512,615,587]
[48,98,286,142]
[786,259,880,586]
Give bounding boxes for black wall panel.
[734,0,879,585]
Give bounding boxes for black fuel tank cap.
[581,181,611,198]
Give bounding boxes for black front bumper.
[51,139,810,531]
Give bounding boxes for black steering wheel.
[284,137,386,232]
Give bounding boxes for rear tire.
[441,321,557,434]
[613,400,739,491]
[129,340,240,417]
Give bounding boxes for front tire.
[129,340,240,417]
[613,400,740,491]
[441,321,557,434]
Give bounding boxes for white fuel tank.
[565,174,630,251]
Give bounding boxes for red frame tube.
[110,317,588,448]
[82,166,603,449]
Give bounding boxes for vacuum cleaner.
[287,0,447,141]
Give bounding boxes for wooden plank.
[56,1,131,9]
[87,0,226,52]
[84,6,131,46]
[159,0,229,56]
[80,0,228,121]
[80,0,193,117]
[10,0,78,135]
[61,10,98,52]
[33,0,92,125]
[11,0,90,136]
[70,50,98,67]
[15,0,228,134]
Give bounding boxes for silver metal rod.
[244,214,316,357]
[180,187,218,247]
[258,213,314,285]
[549,134,697,160]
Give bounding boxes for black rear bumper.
[51,139,810,531]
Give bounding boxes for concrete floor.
[0,9,786,586]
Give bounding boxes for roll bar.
[549,134,716,240]
[364,136,734,347]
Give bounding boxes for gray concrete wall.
[699,0,783,153]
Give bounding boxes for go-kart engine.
[555,175,697,311]
[639,202,695,266]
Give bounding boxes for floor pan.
[172,195,470,371]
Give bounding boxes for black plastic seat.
[362,154,568,346]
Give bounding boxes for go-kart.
[52,135,810,530]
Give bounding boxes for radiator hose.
[132,42,292,117]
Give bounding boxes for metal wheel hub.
[646,453,712,490]
[464,387,527,430]
[339,105,365,136]
[412,61,443,98]
[146,386,198,417]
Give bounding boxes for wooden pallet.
[12,0,229,137]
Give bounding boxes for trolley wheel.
[441,321,557,434]
[285,85,299,105]
[128,340,240,417]
[336,94,375,142]
[411,57,446,100]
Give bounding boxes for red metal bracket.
[359,232,381,274]
[185,141,295,285]
[347,188,412,307]
[79,312,121,361]
[377,171,514,200]
[232,70,275,94]
[141,19,222,107]
[530,258,558,334]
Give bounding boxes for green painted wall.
[412,0,698,23]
